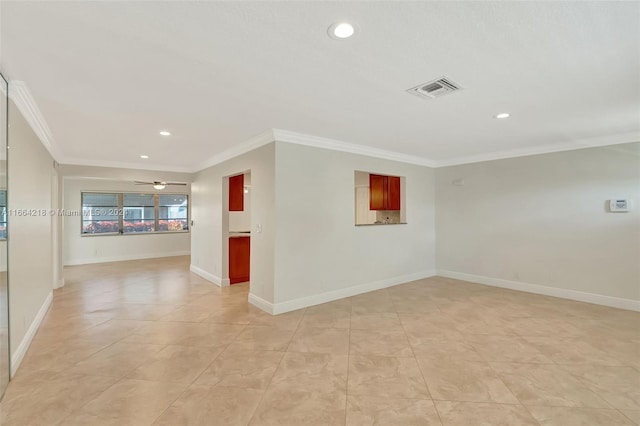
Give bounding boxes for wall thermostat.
[609,199,630,212]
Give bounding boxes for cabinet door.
[229,174,244,211]
[387,176,401,210]
[369,174,387,210]
[229,236,250,284]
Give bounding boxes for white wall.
[190,143,275,302]
[272,142,436,311]
[191,135,639,314]
[53,172,63,288]
[62,177,190,265]
[8,100,55,373]
[436,142,640,308]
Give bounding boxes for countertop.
[355,223,408,226]
[229,231,251,238]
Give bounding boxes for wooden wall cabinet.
[229,236,250,284]
[229,174,244,211]
[369,174,400,211]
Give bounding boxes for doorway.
[225,171,251,285]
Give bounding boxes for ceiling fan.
[134,181,187,190]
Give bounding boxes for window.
[123,194,155,233]
[158,194,188,231]
[81,192,189,235]
[82,193,120,234]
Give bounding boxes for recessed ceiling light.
[140,155,149,159]
[495,113,510,119]
[328,22,355,39]
[159,130,171,136]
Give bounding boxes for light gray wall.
[63,177,191,265]
[273,142,436,305]
[53,172,63,288]
[436,142,640,302]
[191,143,276,302]
[8,100,54,357]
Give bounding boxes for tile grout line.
[54,280,244,424]
[556,363,621,411]
[618,408,640,425]
[52,370,136,425]
[475,324,578,417]
[147,290,252,425]
[52,319,172,424]
[344,298,353,425]
[396,301,445,426]
[244,308,306,425]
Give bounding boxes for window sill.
[355,223,408,226]
[81,230,190,237]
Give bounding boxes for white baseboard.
[248,293,274,314]
[258,270,436,315]
[11,290,53,377]
[190,264,226,287]
[64,251,190,266]
[53,278,65,290]
[437,270,640,312]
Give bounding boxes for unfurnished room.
[0,1,638,425]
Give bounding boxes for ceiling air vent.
[406,76,463,99]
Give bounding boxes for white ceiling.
[1,1,638,172]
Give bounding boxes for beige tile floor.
[1,256,638,425]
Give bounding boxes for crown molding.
[191,128,436,173]
[60,157,194,174]
[192,129,276,172]
[433,131,640,168]
[8,80,62,161]
[272,129,438,168]
[193,128,638,173]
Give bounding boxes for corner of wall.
[8,81,61,162]
[10,290,53,377]
[437,269,640,312]
[271,269,436,315]
[190,264,227,287]
[248,292,274,314]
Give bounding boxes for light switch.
[256,224,262,233]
